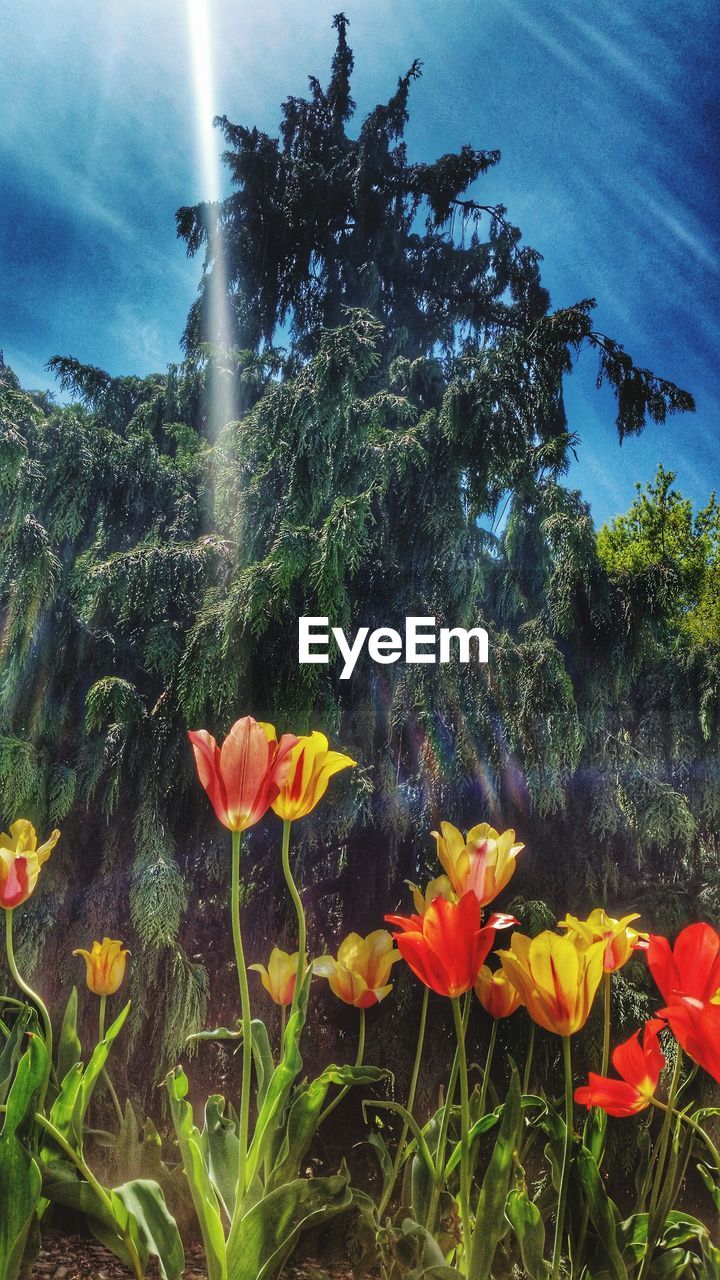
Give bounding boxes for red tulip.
[575,1018,666,1117]
[189,717,297,832]
[659,996,720,1085]
[386,891,517,998]
[647,922,720,1005]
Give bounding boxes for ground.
[32,1233,370,1280]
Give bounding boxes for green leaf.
[199,1095,239,1221]
[56,987,82,1082]
[226,1169,352,1280]
[113,1178,185,1280]
[505,1187,549,1278]
[575,1146,627,1280]
[166,1067,227,1280]
[250,1020,275,1112]
[270,1063,386,1190]
[0,1035,46,1280]
[78,1001,131,1125]
[468,1063,522,1280]
[0,1007,36,1106]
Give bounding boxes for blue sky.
[1,0,717,524]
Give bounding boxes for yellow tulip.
[0,820,60,909]
[313,930,401,1008]
[558,908,648,973]
[497,930,605,1036]
[474,965,523,1019]
[249,947,298,1006]
[432,821,524,907]
[73,938,129,997]
[407,875,455,916]
[272,731,355,821]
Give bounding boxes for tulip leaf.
[444,1112,499,1177]
[269,1063,387,1190]
[0,1006,37,1107]
[575,1146,627,1280]
[468,1063,522,1280]
[364,1100,436,1185]
[166,1067,228,1280]
[505,1187,550,1278]
[0,1034,46,1280]
[56,987,82,1082]
[250,1019,275,1111]
[199,1095,240,1221]
[78,1001,131,1126]
[226,1169,352,1280]
[186,1025,242,1043]
[112,1178,185,1280]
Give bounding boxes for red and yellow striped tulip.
[559,908,648,973]
[271,731,355,821]
[432,821,524,908]
[0,820,60,910]
[497,930,605,1036]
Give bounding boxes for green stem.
[637,1049,683,1280]
[551,1036,573,1280]
[600,971,611,1079]
[522,1021,535,1096]
[452,996,472,1272]
[651,1100,720,1175]
[279,1001,287,1052]
[378,984,429,1218]
[231,829,253,1206]
[478,1019,498,1119]
[5,908,52,1111]
[98,996,124,1129]
[426,992,470,1234]
[281,818,306,1020]
[318,1006,365,1128]
[34,1111,143,1280]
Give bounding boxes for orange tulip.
[559,908,649,973]
[249,947,298,1006]
[271,731,355,821]
[647,922,720,1005]
[497,930,605,1036]
[474,965,523,1019]
[188,716,297,832]
[386,892,517,998]
[0,820,60,910]
[314,930,401,1008]
[73,937,129,997]
[432,821,524,908]
[575,1019,666,1116]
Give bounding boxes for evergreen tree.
[0,20,713,1098]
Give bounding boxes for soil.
[32,1232,370,1280]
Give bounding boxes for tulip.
[647,922,720,1005]
[188,716,297,832]
[658,995,720,1085]
[432,821,524,908]
[271,731,355,821]
[73,937,130,997]
[386,891,517,998]
[314,930,400,1008]
[407,875,455,915]
[560,907,649,1079]
[575,1019,666,1117]
[474,964,523,1019]
[497,930,605,1037]
[559,908,648,973]
[249,947,298,1007]
[0,819,60,909]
